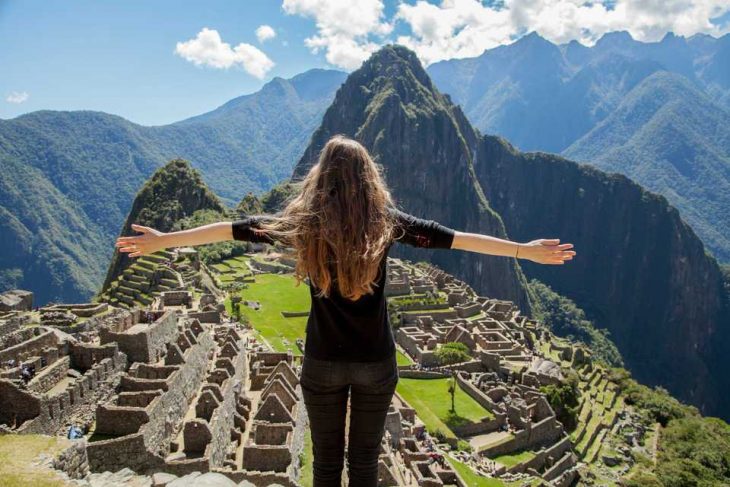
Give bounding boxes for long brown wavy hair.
[257,135,401,301]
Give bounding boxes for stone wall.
[70,342,121,371]
[100,310,178,363]
[0,317,23,344]
[187,311,221,324]
[42,303,109,318]
[0,327,58,363]
[88,327,214,473]
[28,355,69,393]
[455,373,500,414]
[1,350,127,435]
[53,440,89,479]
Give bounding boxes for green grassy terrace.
[396,377,494,440]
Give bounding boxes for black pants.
[300,353,399,487]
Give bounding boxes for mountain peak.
[289,68,347,101]
[101,157,224,292]
[511,31,555,51]
[361,44,429,82]
[596,30,635,48]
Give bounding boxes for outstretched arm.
[390,207,575,265]
[451,231,575,265]
[115,223,236,258]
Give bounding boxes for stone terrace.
[386,258,585,486]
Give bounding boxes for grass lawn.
[299,428,314,487]
[491,450,536,468]
[0,435,71,486]
[397,378,494,440]
[445,456,506,486]
[226,273,311,354]
[213,256,253,279]
[396,350,414,366]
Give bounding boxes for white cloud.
[175,27,275,79]
[6,91,29,104]
[256,24,277,43]
[283,0,730,68]
[282,0,393,69]
[395,0,730,65]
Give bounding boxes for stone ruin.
[0,321,127,436]
[0,253,619,486]
[384,258,582,486]
[0,289,33,312]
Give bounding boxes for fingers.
[540,249,576,265]
[131,224,151,234]
[540,239,560,245]
[115,239,137,248]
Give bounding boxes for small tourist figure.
[67,425,84,439]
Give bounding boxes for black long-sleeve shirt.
[232,206,456,362]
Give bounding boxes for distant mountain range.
[428,31,730,262]
[0,69,346,304]
[293,45,729,419]
[2,32,730,418]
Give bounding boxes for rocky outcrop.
[292,45,532,311]
[101,159,225,293]
[474,137,730,416]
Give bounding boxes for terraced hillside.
[98,248,219,310]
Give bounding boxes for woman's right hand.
[115,224,167,258]
[518,239,575,265]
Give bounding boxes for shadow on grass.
[445,409,477,429]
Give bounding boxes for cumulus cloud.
[175,27,275,79]
[282,0,393,69]
[256,24,277,43]
[283,0,730,68]
[396,0,730,65]
[6,91,29,104]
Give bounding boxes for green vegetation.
[529,279,623,367]
[396,349,414,366]
[654,416,730,487]
[260,181,300,212]
[609,368,696,427]
[391,291,447,308]
[564,72,730,263]
[1,69,345,305]
[435,342,472,365]
[607,367,730,486]
[396,377,493,440]
[299,428,314,487]
[541,370,580,431]
[236,192,264,215]
[444,456,505,487]
[173,208,248,264]
[101,158,225,294]
[491,450,536,468]
[224,273,311,354]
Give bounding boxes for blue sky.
[2,0,729,125]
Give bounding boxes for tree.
[541,370,580,431]
[448,371,456,412]
[435,342,471,366]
